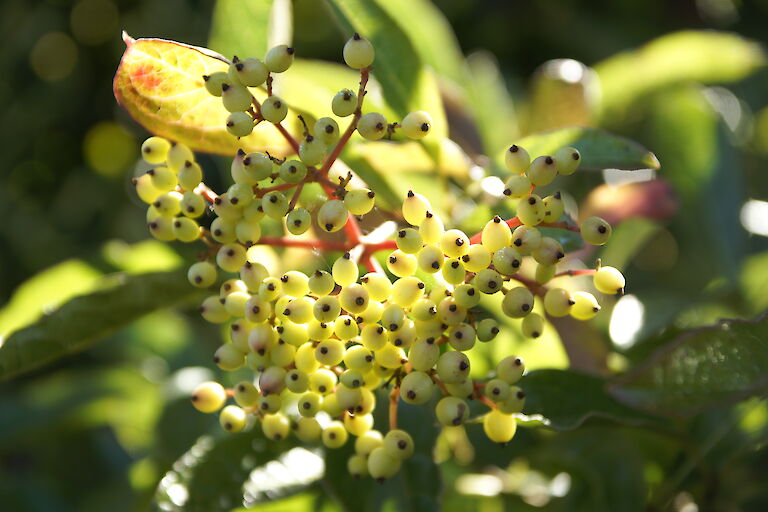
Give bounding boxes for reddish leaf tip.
[122,31,135,47]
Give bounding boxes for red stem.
[554,268,596,278]
[343,213,363,246]
[366,240,398,253]
[543,221,581,232]
[274,122,300,154]
[389,387,399,431]
[197,183,219,203]
[363,254,384,273]
[258,236,348,251]
[255,182,297,197]
[476,390,497,410]
[287,181,305,211]
[318,68,370,176]
[508,274,545,296]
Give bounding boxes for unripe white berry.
[343,33,375,69]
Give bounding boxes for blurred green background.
[1,0,768,511]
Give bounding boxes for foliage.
[2,0,768,511]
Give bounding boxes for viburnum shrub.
[128,34,624,482]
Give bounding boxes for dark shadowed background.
[1,0,767,511]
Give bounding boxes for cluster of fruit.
[129,33,626,482]
[134,34,433,247]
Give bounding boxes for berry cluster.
[131,34,626,483]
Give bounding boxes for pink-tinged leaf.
[113,33,301,156]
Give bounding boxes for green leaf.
[0,270,200,381]
[610,314,768,416]
[521,369,666,430]
[596,30,765,117]
[0,259,102,338]
[343,139,469,212]
[646,86,746,284]
[525,59,600,133]
[597,217,660,273]
[531,427,647,512]
[272,58,396,122]
[324,0,448,150]
[516,127,660,170]
[742,252,768,315]
[466,51,519,163]
[102,239,183,273]
[371,0,465,84]
[208,0,292,59]
[114,34,303,157]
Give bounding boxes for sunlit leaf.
[522,369,666,430]
[610,313,768,416]
[526,59,600,133]
[596,30,765,117]
[114,33,302,156]
[272,58,396,122]
[0,259,102,338]
[516,127,660,170]
[466,51,518,164]
[343,138,469,213]
[0,270,201,381]
[102,239,183,273]
[741,251,768,315]
[208,0,292,59]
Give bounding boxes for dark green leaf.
[321,396,441,512]
[152,429,296,512]
[208,0,292,59]
[539,224,584,253]
[532,427,647,512]
[515,127,660,171]
[372,0,465,84]
[0,270,200,381]
[521,369,666,430]
[646,86,746,287]
[610,313,768,416]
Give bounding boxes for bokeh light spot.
[84,122,138,177]
[30,32,78,82]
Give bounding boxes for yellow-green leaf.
[208,0,292,59]
[272,58,396,122]
[0,270,201,381]
[596,30,765,118]
[466,51,519,163]
[0,260,102,338]
[113,33,302,156]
